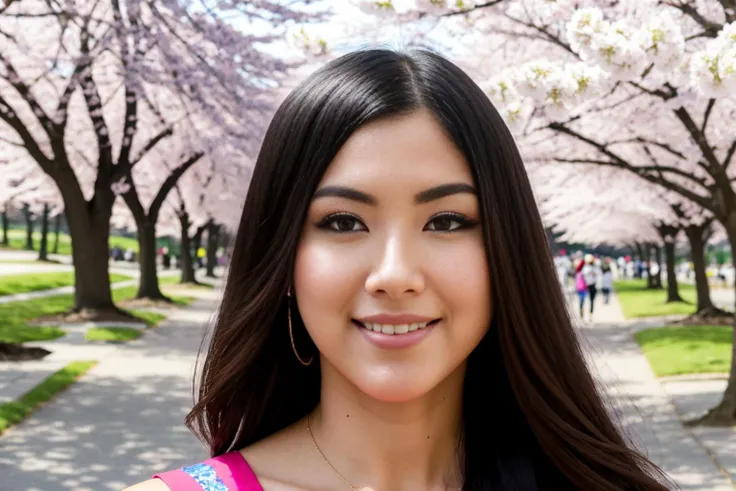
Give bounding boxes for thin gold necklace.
[306,413,463,491]
[307,413,360,490]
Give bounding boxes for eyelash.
[316,212,478,233]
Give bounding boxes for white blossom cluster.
[481,8,735,128]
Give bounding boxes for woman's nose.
[364,234,425,299]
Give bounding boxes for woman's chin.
[354,376,437,403]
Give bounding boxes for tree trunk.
[689,214,736,426]
[663,240,682,302]
[134,218,167,301]
[52,212,62,254]
[656,224,682,302]
[192,226,204,265]
[1,209,8,246]
[643,244,656,288]
[205,221,220,278]
[652,245,663,288]
[685,224,717,313]
[38,203,50,261]
[23,203,34,250]
[63,192,117,312]
[178,211,198,284]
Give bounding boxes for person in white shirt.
[581,254,601,321]
[600,258,614,304]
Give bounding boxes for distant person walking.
[582,254,600,321]
[601,259,613,304]
[575,259,587,318]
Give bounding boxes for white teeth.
[362,321,431,335]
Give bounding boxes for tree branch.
[673,106,721,173]
[661,1,722,37]
[78,25,114,175]
[149,152,204,221]
[0,0,19,15]
[701,98,716,134]
[441,0,506,17]
[548,122,712,209]
[0,53,55,136]
[110,0,141,168]
[724,138,736,170]
[635,137,687,160]
[0,94,53,169]
[130,126,174,167]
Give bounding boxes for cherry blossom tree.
[352,0,736,426]
[0,0,321,315]
[161,154,250,284]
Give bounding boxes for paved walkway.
[573,293,735,489]
[0,290,217,490]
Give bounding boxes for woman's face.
[294,109,492,403]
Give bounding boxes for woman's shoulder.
[123,451,263,491]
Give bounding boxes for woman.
[125,49,672,490]
[574,259,587,319]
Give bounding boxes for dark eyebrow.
[414,183,476,204]
[312,183,476,205]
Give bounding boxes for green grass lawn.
[1,228,139,256]
[0,272,132,296]
[634,325,733,376]
[0,360,96,435]
[0,288,169,344]
[615,279,698,319]
[85,327,142,342]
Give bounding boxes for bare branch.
[661,1,722,37]
[724,138,736,171]
[0,0,19,15]
[701,98,716,134]
[110,0,141,167]
[0,94,53,169]
[0,53,55,136]
[635,137,687,160]
[149,152,204,221]
[130,126,174,167]
[78,24,114,173]
[627,81,675,100]
[673,106,721,172]
[441,0,506,17]
[548,122,712,209]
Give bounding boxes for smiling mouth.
[352,319,441,335]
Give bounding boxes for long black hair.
[187,48,671,490]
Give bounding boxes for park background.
[1,0,735,489]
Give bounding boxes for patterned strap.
[153,451,263,490]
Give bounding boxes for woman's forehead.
[318,110,473,186]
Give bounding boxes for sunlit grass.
[634,325,733,376]
[615,279,697,318]
[85,327,142,342]
[0,272,131,296]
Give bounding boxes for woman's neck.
[308,360,466,491]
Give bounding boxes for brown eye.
[317,213,368,233]
[424,213,478,232]
[335,217,359,232]
[429,216,455,231]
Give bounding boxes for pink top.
[153,451,263,490]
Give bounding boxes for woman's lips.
[353,319,440,349]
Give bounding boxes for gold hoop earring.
[287,290,313,366]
